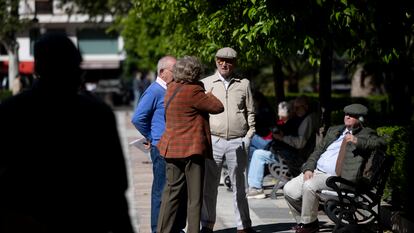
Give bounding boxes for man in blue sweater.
[131,55,177,233]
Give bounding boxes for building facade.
[0,0,125,88]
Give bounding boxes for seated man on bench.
[247,96,319,199]
[283,103,385,233]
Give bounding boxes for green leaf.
[335,12,341,21]
[248,7,257,20]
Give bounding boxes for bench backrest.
[361,150,394,196]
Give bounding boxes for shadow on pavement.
[213,221,334,233]
[214,222,295,233]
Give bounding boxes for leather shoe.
[293,219,318,232]
[200,227,213,233]
[295,220,319,233]
[237,227,257,233]
[291,224,301,231]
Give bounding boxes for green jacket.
[302,125,385,182]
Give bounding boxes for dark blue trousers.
[150,145,166,233]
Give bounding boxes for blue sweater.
[131,82,166,146]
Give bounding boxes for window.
[35,0,53,14]
[77,29,118,55]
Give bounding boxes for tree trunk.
[388,60,412,125]
[7,42,19,90]
[287,73,299,93]
[319,43,333,128]
[6,0,20,91]
[272,57,285,105]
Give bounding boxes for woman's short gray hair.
[173,56,204,83]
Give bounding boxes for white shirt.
[316,129,351,175]
[218,73,230,90]
[155,77,167,90]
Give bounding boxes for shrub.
[0,90,12,103]
[377,126,411,209]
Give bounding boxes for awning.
[2,60,34,74]
[81,60,120,69]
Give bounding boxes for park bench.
[319,150,394,233]
[267,158,292,199]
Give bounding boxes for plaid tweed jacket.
[157,81,224,159]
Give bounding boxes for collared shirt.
[316,129,351,175]
[218,73,230,90]
[155,76,167,90]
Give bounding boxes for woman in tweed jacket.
[157,56,224,233]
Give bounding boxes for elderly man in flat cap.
[201,47,256,233]
[283,103,385,233]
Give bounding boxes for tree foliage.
[108,0,413,123]
[0,0,26,47]
[2,0,413,122]
[0,0,31,89]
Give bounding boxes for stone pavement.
[115,109,334,233]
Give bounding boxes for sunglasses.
[345,113,359,118]
[216,59,234,66]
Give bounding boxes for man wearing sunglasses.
[201,47,256,233]
[283,103,385,233]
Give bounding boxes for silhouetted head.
[34,33,82,92]
[293,95,310,117]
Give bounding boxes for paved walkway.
[115,109,334,233]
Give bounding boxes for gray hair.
[157,55,176,75]
[173,56,204,83]
[278,101,292,117]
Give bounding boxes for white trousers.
[283,170,332,224]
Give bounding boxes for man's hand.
[344,134,357,144]
[206,87,214,94]
[143,139,151,150]
[272,132,284,141]
[303,170,314,181]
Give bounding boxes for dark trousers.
[157,155,205,233]
[150,146,166,233]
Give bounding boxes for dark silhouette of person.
[0,33,134,233]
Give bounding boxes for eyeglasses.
[216,59,234,66]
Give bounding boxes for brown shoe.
[237,227,257,233]
[295,220,319,233]
[200,227,213,233]
[291,224,301,231]
[293,219,318,231]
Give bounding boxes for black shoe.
[237,227,257,233]
[200,227,213,233]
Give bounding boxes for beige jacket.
[202,71,255,140]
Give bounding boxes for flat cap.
[344,103,368,116]
[215,47,237,59]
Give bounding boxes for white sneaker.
[246,188,266,199]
